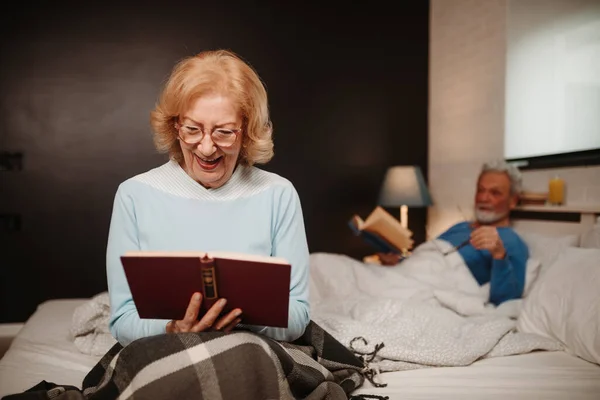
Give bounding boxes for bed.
[354,352,600,399]
[0,299,99,396]
[0,298,598,400]
[1,225,599,399]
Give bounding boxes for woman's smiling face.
[177,93,243,189]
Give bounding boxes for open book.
[120,251,291,328]
[348,206,414,254]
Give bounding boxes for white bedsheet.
[1,272,599,399]
[0,299,100,398]
[308,245,600,398]
[353,351,600,400]
[309,243,562,373]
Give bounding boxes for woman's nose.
[197,133,217,155]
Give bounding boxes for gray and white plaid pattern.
[19,322,367,400]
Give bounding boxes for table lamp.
[378,165,433,229]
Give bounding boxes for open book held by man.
[348,206,414,255]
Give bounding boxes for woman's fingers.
[222,317,242,333]
[170,295,243,334]
[179,292,202,331]
[190,298,227,332]
[214,309,242,331]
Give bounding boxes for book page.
[362,206,414,250]
[208,251,289,265]
[351,215,365,230]
[123,251,289,265]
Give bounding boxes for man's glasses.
[439,238,471,256]
[427,230,471,256]
[176,122,241,148]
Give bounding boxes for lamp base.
[400,205,408,230]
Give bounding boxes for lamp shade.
[378,165,432,207]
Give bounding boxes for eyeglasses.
[441,238,470,255]
[176,122,241,148]
[428,234,471,257]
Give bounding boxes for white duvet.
[309,240,562,373]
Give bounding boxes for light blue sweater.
[106,160,310,346]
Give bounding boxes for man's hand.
[376,252,403,266]
[470,226,506,259]
[166,292,242,334]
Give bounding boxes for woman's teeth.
[195,155,221,170]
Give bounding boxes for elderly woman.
[106,49,310,347]
[1,51,365,400]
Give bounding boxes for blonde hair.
[150,49,274,165]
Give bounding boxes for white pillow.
[517,247,600,365]
[517,231,579,274]
[579,219,600,249]
[523,257,542,297]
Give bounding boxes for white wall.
[428,0,508,237]
[505,0,600,159]
[428,0,600,237]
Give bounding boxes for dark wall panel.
[0,2,429,322]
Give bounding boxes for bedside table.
[0,323,24,359]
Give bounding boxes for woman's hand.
[166,292,242,334]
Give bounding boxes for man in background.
[379,160,529,306]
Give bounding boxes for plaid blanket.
[4,322,386,400]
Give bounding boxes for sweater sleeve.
[489,235,528,306]
[106,184,169,346]
[244,182,310,342]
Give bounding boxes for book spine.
[200,255,219,312]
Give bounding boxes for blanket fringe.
[349,336,388,388]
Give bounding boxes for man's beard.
[474,206,509,225]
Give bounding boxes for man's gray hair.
[480,160,523,195]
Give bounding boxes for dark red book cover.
[120,251,291,328]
